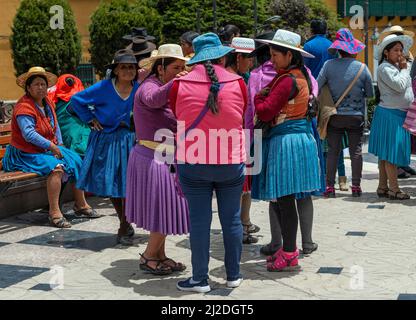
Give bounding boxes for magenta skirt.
[125,144,189,235]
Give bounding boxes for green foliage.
[157,0,270,44]
[10,0,81,77]
[89,0,162,78]
[269,0,345,42]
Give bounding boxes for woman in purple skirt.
[125,44,190,275]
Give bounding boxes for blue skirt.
[369,106,411,167]
[251,120,321,200]
[76,127,135,198]
[3,145,81,181]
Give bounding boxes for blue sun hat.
[187,32,235,65]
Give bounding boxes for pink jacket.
[170,64,247,164]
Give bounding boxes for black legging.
[275,194,298,252]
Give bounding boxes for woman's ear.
[157,64,164,76]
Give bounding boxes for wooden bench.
[0,103,74,219]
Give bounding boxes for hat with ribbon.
[16,66,57,89]
[123,27,155,42]
[328,28,365,55]
[141,44,189,70]
[378,25,415,43]
[229,37,256,54]
[105,49,138,70]
[187,32,235,65]
[377,33,413,61]
[126,36,157,58]
[255,29,315,58]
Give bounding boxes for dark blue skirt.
[76,127,135,198]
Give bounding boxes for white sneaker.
[226,277,243,288]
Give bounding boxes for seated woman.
[47,74,91,157]
[3,67,96,228]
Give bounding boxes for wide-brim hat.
[379,25,415,43]
[16,66,57,88]
[256,29,315,58]
[328,28,365,55]
[123,27,155,42]
[230,37,256,54]
[105,49,138,70]
[126,36,157,57]
[248,31,275,58]
[140,44,189,70]
[377,34,413,61]
[187,32,235,65]
[138,50,159,69]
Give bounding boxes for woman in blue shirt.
[71,50,139,245]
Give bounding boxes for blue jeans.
[178,163,245,282]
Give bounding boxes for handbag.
[317,63,366,139]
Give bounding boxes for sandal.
[376,187,389,198]
[388,190,410,200]
[161,258,186,272]
[243,233,258,244]
[243,223,260,234]
[139,253,172,275]
[73,207,101,219]
[49,216,72,228]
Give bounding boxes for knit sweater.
[377,62,414,111]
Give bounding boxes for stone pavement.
[1,146,416,300]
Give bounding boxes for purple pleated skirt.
[125,144,189,235]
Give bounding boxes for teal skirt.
[3,145,82,181]
[251,119,321,200]
[368,106,410,167]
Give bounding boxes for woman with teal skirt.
[71,50,139,244]
[369,34,414,200]
[3,67,95,228]
[48,74,90,157]
[252,30,320,272]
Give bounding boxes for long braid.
[203,60,220,114]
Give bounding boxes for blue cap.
[187,32,235,65]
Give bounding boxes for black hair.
[338,50,355,58]
[310,19,327,35]
[379,41,404,64]
[180,31,200,46]
[256,45,271,66]
[65,76,75,87]
[218,24,240,44]
[149,57,178,78]
[269,44,315,118]
[25,75,47,94]
[225,52,250,71]
[201,59,222,114]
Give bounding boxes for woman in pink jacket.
[170,33,247,293]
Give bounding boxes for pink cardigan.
[170,64,247,164]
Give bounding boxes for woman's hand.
[258,87,271,97]
[50,143,63,159]
[89,119,103,131]
[175,71,189,78]
[399,56,408,70]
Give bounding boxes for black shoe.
[402,166,416,175]
[398,171,410,179]
[242,233,258,244]
[127,224,135,237]
[302,243,318,255]
[260,244,280,256]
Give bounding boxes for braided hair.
[203,60,221,114]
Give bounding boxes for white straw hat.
[230,37,255,54]
[377,34,413,61]
[255,29,314,58]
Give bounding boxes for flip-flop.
[73,207,101,219]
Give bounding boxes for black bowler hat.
[105,49,138,70]
[123,27,156,42]
[125,36,157,58]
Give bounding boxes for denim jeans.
[178,163,245,282]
